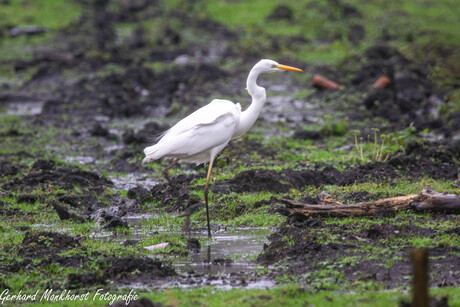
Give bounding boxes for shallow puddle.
[65,155,96,165]
[167,227,277,289]
[94,213,276,289]
[0,100,44,116]
[171,227,272,274]
[110,173,159,190]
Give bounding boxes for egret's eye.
[271,64,278,68]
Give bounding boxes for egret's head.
[255,59,303,73]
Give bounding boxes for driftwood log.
[280,185,460,219]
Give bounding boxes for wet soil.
[0,0,459,297]
[309,43,457,137]
[213,140,458,195]
[3,159,112,192]
[258,218,460,288]
[125,140,459,215]
[17,231,81,258]
[1,230,177,289]
[161,228,276,290]
[68,257,176,289]
[0,227,274,291]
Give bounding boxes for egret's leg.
[181,215,191,233]
[163,158,179,185]
[204,159,214,238]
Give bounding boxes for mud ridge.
[17,231,81,258]
[213,143,458,194]
[67,257,176,289]
[3,159,112,192]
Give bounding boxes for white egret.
[143,59,303,237]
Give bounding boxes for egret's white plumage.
[142,59,303,237]
[143,99,241,164]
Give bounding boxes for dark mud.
[44,63,228,123]
[0,161,21,176]
[213,140,458,195]
[1,159,128,223]
[223,139,279,164]
[3,159,112,192]
[0,203,24,217]
[0,0,459,298]
[123,139,459,218]
[16,231,81,258]
[0,228,274,291]
[67,257,176,289]
[258,219,460,289]
[142,174,202,212]
[1,230,176,289]
[112,297,164,307]
[307,43,457,138]
[359,46,433,124]
[11,0,236,132]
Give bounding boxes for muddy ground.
[258,218,460,289]
[0,0,459,303]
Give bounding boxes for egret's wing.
[167,112,238,156]
[165,99,238,136]
[151,99,241,158]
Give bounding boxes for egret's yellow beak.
[277,64,303,72]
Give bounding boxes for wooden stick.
[411,248,429,307]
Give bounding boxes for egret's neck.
[232,69,266,139]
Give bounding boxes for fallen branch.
[410,185,460,213]
[280,185,460,219]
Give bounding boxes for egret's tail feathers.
[143,144,156,156]
[142,145,162,164]
[142,156,152,164]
